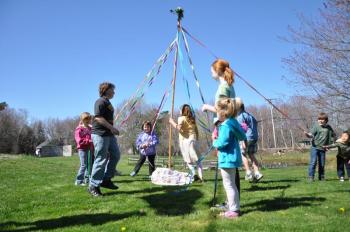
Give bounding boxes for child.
[201,59,240,197]
[237,102,263,182]
[74,112,94,186]
[213,97,246,219]
[324,130,350,182]
[169,104,204,182]
[130,121,159,177]
[304,112,336,181]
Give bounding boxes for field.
[0,151,349,232]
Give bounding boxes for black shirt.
[92,97,114,136]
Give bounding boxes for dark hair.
[240,103,245,111]
[318,112,328,123]
[343,130,350,136]
[99,82,115,97]
[141,120,152,130]
[181,104,195,124]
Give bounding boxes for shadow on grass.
[244,184,291,192]
[103,186,164,196]
[258,179,300,184]
[242,196,326,215]
[0,211,145,232]
[142,188,203,216]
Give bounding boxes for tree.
[283,0,350,127]
[0,102,7,111]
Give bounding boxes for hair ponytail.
[212,59,235,86]
[224,66,234,86]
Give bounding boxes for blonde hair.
[215,97,242,118]
[80,112,91,122]
[212,59,234,86]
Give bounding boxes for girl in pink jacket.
[74,112,94,186]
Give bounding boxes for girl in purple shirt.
[130,121,159,177]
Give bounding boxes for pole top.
[170,7,184,22]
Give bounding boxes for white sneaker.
[340,177,344,182]
[245,172,253,181]
[130,171,136,177]
[254,173,264,182]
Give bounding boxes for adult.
[88,82,120,197]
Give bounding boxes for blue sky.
[0,0,323,121]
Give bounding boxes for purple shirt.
[136,131,159,156]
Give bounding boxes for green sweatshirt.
[327,141,350,160]
[310,123,335,149]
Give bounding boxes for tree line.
[1,94,349,156]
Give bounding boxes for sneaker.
[210,202,228,212]
[219,210,240,219]
[88,186,102,197]
[245,172,253,181]
[308,176,315,182]
[130,171,136,177]
[254,173,263,182]
[340,177,345,182]
[75,181,86,186]
[100,180,119,190]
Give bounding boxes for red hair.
[212,59,234,86]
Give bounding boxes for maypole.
[168,7,183,168]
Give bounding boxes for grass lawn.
[0,152,349,232]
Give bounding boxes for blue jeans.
[90,134,120,187]
[76,149,89,184]
[308,146,326,179]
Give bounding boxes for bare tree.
[283,0,350,127]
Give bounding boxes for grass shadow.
[257,179,300,184]
[141,189,203,216]
[243,196,326,215]
[0,211,145,232]
[103,186,164,196]
[244,184,291,192]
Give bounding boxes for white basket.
[151,168,192,186]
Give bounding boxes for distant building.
[36,140,72,157]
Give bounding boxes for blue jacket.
[237,111,258,141]
[213,118,247,168]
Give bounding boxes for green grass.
[0,153,349,232]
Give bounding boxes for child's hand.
[304,131,313,138]
[323,145,329,151]
[348,160,350,165]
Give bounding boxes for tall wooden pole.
[168,8,183,168]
